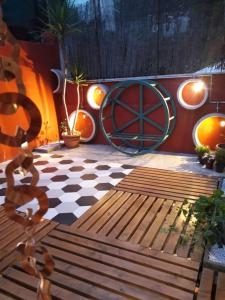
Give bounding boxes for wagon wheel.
[100,80,176,155]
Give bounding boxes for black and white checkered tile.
[0,153,134,225]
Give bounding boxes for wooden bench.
[0,206,57,272]
[197,268,225,300]
[0,224,200,300]
[0,167,220,299]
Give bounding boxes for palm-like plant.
[41,0,80,134]
[70,64,86,133]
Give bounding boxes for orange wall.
[0,41,59,162]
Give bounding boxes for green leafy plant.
[40,0,80,135]
[195,145,210,158]
[69,64,87,132]
[182,190,225,247]
[60,119,80,136]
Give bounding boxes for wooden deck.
[0,167,221,299]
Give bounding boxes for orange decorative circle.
[177,79,208,109]
[69,109,96,143]
[87,84,109,109]
[193,113,225,150]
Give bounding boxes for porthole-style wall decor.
[69,109,97,143]
[51,69,64,94]
[192,113,225,150]
[87,84,109,110]
[177,79,208,109]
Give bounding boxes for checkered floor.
[0,152,134,225]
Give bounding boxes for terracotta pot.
[62,133,80,148]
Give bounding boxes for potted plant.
[41,0,80,147]
[182,190,225,271]
[215,147,225,173]
[69,64,87,134]
[205,154,215,169]
[195,145,210,164]
[60,120,80,148]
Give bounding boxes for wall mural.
[0,2,54,299]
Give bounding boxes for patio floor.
[0,165,222,299]
[0,144,223,225]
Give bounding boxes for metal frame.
[99,80,176,155]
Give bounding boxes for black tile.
[0,188,6,196]
[77,196,98,206]
[48,198,61,208]
[34,161,48,166]
[62,184,81,193]
[81,174,98,180]
[39,186,49,192]
[59,160,73,164]
[95,183,114,191]
[95,165,111,170]
[51,154,64,158]
[20,177,32,184]
[84,159,97,163]
[0,178,6,184]
[52,213,77,225]
[0,169,3,174]
[50,175,69,182]
[42,167,58,173]
[69,166,84,172]
[121,164,134,169]
[33,154,41,159]
[110,172,126,179]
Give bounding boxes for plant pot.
[205,156,215,169]
[215,163,225,173]
[62,133,80,148]
[200,153,209,165]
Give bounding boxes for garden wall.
[0,41,59,162]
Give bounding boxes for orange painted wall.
[0,41,59,162]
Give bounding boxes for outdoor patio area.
[1,0,225,299]
[0,144,223,225]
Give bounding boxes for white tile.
[79,180,98,188]
[77,188,98,196]
[59,193,80,203]
[55,202,79,213]
[74,206,90,218]
[43,208,58,219]
[47,182,67,189]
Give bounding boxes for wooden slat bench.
[197,268,225,300]
[0,167,220,299]
[0,225,200,300]
[71,166,219,260]
[115,167,219,202]
[0,206,57,272]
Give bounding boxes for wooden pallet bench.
[0,225,200,300]
[197,268,225,300]
[0,206,57,272]
[0,167,220,299]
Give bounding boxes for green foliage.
[182,190,225,247]
[70,64,86,86]
[215,148,225,165]
[195,145,210,157]
[40,0,80,41]
[60,119,80,136]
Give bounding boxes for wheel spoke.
[114,98,139,116]
[143,116,165,132]
[144,102,163,115]
[115,116,139,132]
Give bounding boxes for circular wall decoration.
[87,84,109,110]
[100,80,176,155]
[51,69,64,94]
[193,113,225,150]
[177,79,208,109]
[69,109,97,143]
